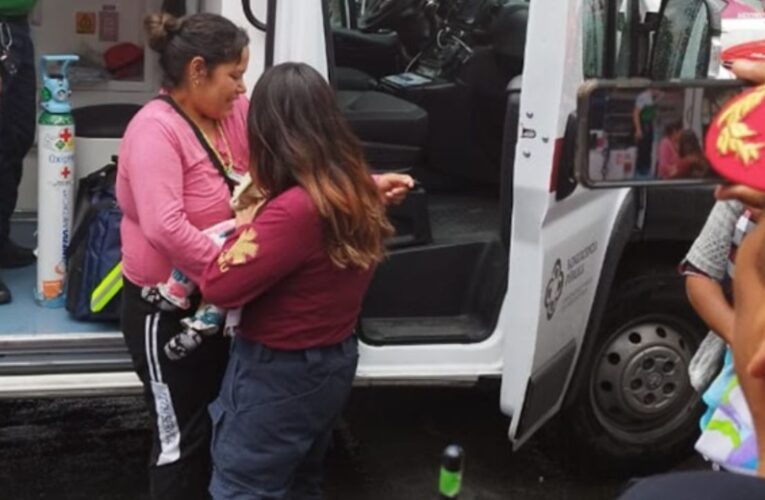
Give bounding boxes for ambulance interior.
[6,0,168,337]
[6,0,528,348]
[333,0,527,344]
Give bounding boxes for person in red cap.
[617,57,765,499]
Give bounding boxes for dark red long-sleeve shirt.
[199,186,374,350]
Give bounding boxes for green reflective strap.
[90,261,123,313]
[439,468,461,498]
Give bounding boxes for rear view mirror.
[575,78,749,188]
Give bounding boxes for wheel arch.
[562,194,701,410]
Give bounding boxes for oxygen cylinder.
[35,55,79,307]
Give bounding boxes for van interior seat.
[336,89,431,247]
[338,90,427,146]
[72,104,141,138]
[450,0,528,185]
[336,66,377,91]
[333,27,402,81]
[337,89,428,169]
[492,2,529,71]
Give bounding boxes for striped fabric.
[144,313,182,466]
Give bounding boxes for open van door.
[499,0,637,449]
[501,0,761,466]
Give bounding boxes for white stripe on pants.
[145,312,182,466]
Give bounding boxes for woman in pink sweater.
[117,12,412,500]
[656,120,683,179]
[116,13,251,500]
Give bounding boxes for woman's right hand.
[235,205,259,227]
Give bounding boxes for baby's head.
[230,173,265,212]
[665,120,682,141]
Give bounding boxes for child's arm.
[680,200,743,342]
[686,275,735,343]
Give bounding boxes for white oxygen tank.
[36,55,79,306]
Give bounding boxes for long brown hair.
[248,63,393,270]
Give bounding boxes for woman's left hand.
[374,173,415,206]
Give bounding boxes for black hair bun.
[145,12,182,53]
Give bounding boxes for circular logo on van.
[545,259,565,320]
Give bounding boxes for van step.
[0,371,142,399]
[0,333,132,376]
[360,315,490,344]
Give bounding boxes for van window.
[583,0,632,78]
[651,0,710,79]
[583,0,607,77]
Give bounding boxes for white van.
[2,0,760,471]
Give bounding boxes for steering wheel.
[358,0,423,32]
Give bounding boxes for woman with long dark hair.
[118,12,410,499]
[199,62,393,499]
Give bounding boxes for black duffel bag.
[65,159,123,321]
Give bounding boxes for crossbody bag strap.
[155,94,237,194]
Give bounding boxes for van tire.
[562,271,706,475]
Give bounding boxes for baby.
[142,174,265,360]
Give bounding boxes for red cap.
[722,39,765,64]
[706,85,765,190]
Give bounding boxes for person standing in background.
[0,0,38,305]
[633,89,658,178]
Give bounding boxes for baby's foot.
[181,304,225,336]
[180,316,220,337]
[223,309,241,337]
[222,324,240,338]
[164,330,203,361]
[141,286,179,312]
[156,282,191,310]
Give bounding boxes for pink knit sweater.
[116,95,250,286]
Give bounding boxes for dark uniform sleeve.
[199,197,318,309]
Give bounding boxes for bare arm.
[731,220,765,476]
[685,275,735,343]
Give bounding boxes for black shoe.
[0,240,36,268]
[0,277,11,305]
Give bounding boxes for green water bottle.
[438,444,464,499]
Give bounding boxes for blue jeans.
[209,335,358,500]
[0,18,36,246]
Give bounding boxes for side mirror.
[575,78,748,188]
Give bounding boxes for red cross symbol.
[60,166,71,179]
[59,128,72,142]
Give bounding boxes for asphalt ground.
[0,387,706,500]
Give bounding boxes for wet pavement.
[0,387,705,500]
